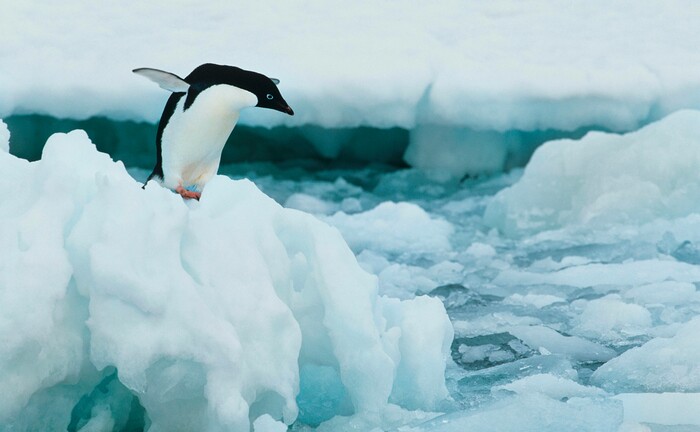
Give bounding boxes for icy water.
[129,158,700,430]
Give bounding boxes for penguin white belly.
[160,85,257,191]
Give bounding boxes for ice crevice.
[0,122,453,431]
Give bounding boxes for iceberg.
[0,123,453,431]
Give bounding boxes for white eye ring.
[266,94,274,100]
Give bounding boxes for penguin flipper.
[133,68,190,93]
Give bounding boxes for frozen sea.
[5,111,700,432]
[230,114,700,432]
[216,117,700,432]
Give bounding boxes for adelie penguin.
[134,63,294,200]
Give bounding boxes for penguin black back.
[147,92,185,182]
[183,63,293,114]
[135,63,294,196]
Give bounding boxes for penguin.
[133,63,294,199]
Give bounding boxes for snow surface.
[0,131,452,431]
[2,1,700,132]
[3,1,700,176]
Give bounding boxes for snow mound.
[0,129,453,431]
[485,110,700,235]
[591,317,700,393]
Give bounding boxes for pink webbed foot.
[175,185,201,200]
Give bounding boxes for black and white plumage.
[133,63,294,199]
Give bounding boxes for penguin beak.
[265,99,294,116]
[281,104,294,116]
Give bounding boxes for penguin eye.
[266,94,274,100]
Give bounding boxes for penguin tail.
[143,170,163,189]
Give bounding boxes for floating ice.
[591,317,700,393]
[354,260,465,300]
[485,110,700,235]
[507,326,615,363]
[624,281,699,306]
[452,314,542,339]
[409,393,622,432]
[572,295,651,344]
[493,373,607,400]
[0,130,453,431]
[614,393,700,427]
[503,293,564,309]
[465,242,497,259]
[429,284,498,311]
[494,259,700,289]
[441,354,623,431]
[324,202,454,257]
[284,193,338,215]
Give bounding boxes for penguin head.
[133,63,294,115]
[249,75,294,116]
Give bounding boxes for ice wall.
[4,115,411,167]
[2,1,700,175]
[0,120,8,152]
[0,123,453,431]
[484,110,700,235]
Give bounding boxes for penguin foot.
[175,186,201,200]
